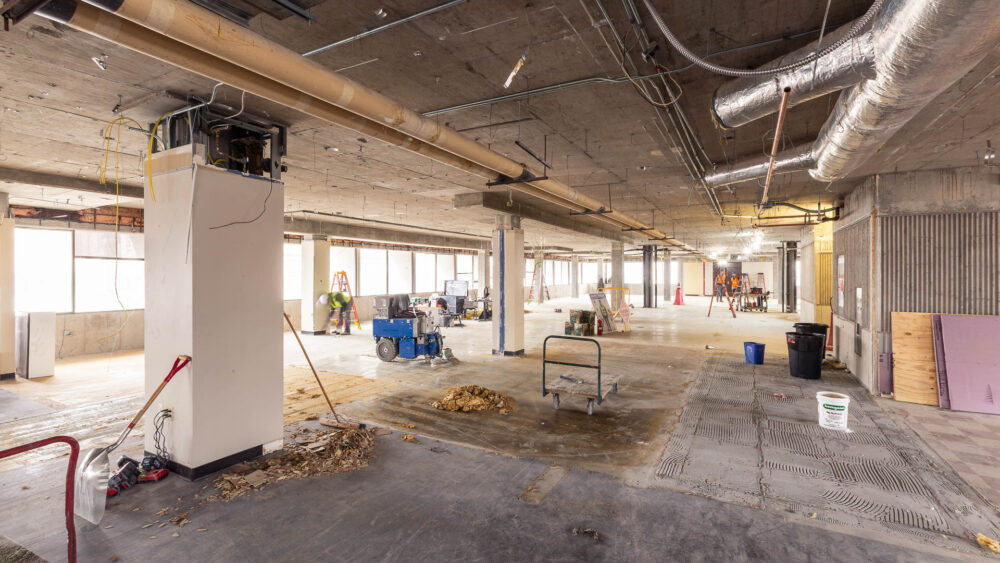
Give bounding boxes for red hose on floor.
[0,435,80,563]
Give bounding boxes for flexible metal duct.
[704,148,814,188]
[77,0,698,251]
[704,0,1000,187]
[712,27,875,129]
[810,0,1000,182]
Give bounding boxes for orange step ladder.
[331,270,361,331]
[526,260,550,303]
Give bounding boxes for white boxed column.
[144,151,283,478]
[300,236,330,334]
[492,215,524,356]
[0,192,13,379]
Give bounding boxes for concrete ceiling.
[2,0,998,255]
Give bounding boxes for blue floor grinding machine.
[372,294,455,363]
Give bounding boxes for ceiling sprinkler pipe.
[761,87,793,206]
[77,0,687,249]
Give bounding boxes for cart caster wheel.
[587,398,594,416]
[553,394,560,410]
[612,383,618,394]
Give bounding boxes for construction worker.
[714,270,726,302]
[327,290,353,335]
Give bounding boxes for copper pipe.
[761,87,792,206]
[78,0,696,251]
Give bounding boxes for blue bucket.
[744,342,765,364]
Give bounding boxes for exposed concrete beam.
[284,217,489,250]
[454,192,638,244]
[0,167,144,199]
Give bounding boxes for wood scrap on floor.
[213,428,375,501]
[431,385,516,414]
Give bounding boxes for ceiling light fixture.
[503,46,529,89]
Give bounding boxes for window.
[14,228,73,313]
[388,250,412,294]
[414,252,436,292]
[456,254,473,286]
[582,262,597,288]
[624,261,642,285]
[436,254,454,291]
[330,246,356,294]
[282,243,301,300]
[524,258,534,286]
[74,258,144,312]
[73,230,144,313]
[545,260,554,285]
[358,248,387,296]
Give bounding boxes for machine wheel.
[587,399,595,416]
[553,394,560,410]
[376,338,398,362]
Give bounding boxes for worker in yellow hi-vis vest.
[326,291,353,335]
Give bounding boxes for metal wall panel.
[833,219,871,328]
[879,211,1000,330]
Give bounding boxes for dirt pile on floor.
[213,428,375,501]
[431,385,516,414]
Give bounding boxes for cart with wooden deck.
[542,335,620,415]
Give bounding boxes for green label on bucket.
[823,404,846,411]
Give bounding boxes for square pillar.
[532,250,545,303]
[570,256,580,298]
[0,192,13,380]
[492,215,524,356]
[145,153,284,479]
[596,257,605,289]
[611,242,624,289]
[300,235,330,334]
[477,249,490,296]
[642,245,655,308]
[662,250,673,301]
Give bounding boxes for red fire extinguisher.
[597,319,604,336]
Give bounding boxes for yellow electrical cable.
[146,111,170,202]
[96,115,143,343]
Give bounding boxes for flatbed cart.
[542,335,620,415]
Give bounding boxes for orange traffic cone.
[673,286,685,305]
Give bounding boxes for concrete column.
[570,256,580,298]
[532,250,545,303]
[642,245,654,308]
[662,249,673,301]
[0,192,13,380]
[611,242,624,289]
[596,257,605,288]
[491,215,524,356]
[144,151,283,479]
[477,249,490,297]
[300,235,330,334]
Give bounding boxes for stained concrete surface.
[2,296,998,559]
[0,431,969,562]
[0,389,52,423]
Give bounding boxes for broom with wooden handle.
[283,313,362,430]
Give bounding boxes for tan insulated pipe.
[36,1,593,215]
[78,0,695,251]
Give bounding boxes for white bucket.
[816,391,851,431]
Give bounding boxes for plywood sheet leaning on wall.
[891,312,939,406]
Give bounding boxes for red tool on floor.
[0,436,79,562]
[74,355,191,524]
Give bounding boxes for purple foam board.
[931,315,950,410]
[939,315,1000,415]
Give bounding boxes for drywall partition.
[145,152,283,478]
[740,261,774,293]
[938,315,1000,415]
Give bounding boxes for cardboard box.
[564,321,573,335]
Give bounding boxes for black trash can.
[786,332,824,379]
[793,322,829,349]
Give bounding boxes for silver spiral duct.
[712,27,875,129]
[704,148,815,188]
[810,0,1000,182]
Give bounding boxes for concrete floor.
[1,296,998,560]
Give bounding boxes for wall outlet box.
[63,330,72,336]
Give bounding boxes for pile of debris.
[431,385,516,414]
[213,428,375,501]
